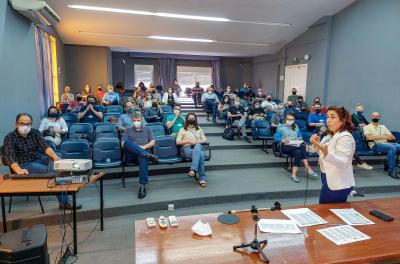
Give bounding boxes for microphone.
[251,205,260,222]
[317,125,328,137]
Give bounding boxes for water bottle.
[168,204,175,211]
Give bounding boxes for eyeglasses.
[17,122,32,126]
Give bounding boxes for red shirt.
[95,91,105,101]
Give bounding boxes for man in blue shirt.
[102,85,120,106]
[284,100,299,117]
[117,101,147,133]
[77,95,103,124]
[122,112,159,199]
[307,102,327,132]
[201,86,220,123]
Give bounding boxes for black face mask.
[372,118,380,123]
[48,112,59,119]
[152,102,158,108]
[315,109,321,114]
[267,98,272,102]
[292,91,297,95]
[288,105,293,108]
[76,97,82,102]
[188,119,196,126]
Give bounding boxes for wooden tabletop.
[135,198,400,264]
[0,172,106,194]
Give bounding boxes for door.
[283,64,308,103]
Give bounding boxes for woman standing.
[310,106,355,204]
[176,113,208,187]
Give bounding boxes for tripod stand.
[233,206,269,263]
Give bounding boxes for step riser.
[3,184,398,230]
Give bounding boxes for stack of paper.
[281,208,328,227]
[192,220,212,236]
[330,208,374,225]
[257,219,302,234]
[317,225,371,245]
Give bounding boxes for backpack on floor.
[222,127,235,140]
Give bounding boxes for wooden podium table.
[135,198,400,264]
[0,172,106,255]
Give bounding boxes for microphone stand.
[233,205,269,263]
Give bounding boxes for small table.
[0,172,106,255]
[135,198,400,263]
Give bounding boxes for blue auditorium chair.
[59,139,91,159]
[295,119,308,132]
[154,136,183,164]
[103,113,121,123]
[252,120,274,152]
[160,104,173,113]
[97,105,106,113]
[60,113,78,129]
[106,105,123,114]
[95,123,119,139]
[146,122,166,137]
[68,123,94,143]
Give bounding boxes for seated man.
[121,112,159,199]
[284,100,298,117]
[77,95,103,124]
[102,84,120,106]
[227,98,251,143]
[248,100,266,126]
[255,88,267,101]
[192,82,204,108]
[67,93,85,112]
[307,102,327,132]
[223,86,236,101]
[143,99,162,123]
[2,113,80,210]
[270,104,286,129]
[261,94,278,110]
[352,103,369,129]
[238,82,249,98]
[165,103,185,138]
[148,83,162,101]
[201,86,220,123]
[363,112,400,179]
[117,101,147,133]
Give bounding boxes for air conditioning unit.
[9,0,60,25]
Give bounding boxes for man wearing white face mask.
[201,86,219,123]
[165,103,185,138]
[121,112,159,199]
[2,113,81,210]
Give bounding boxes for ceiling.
[47,0,356,57]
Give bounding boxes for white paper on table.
[281,208,328,227]
[330,208,374,225]
[191,220,212,236]
[257,219,302,234]
[317,225,371,245]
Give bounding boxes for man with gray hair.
[121,111,159,198]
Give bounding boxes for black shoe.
[212,119,217,123]
[388,171,400,179]
[243,136,251,143]
[138,185,147,199]
[146,154,159,164]
[59,201,82,210]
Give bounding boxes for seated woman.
[274,113,318,183]
[176,113,208,187]
[218,95,231,122]
[59,86,74,112]
[143,92,153,109]
[38,106,68,147]
[162,86,179,107]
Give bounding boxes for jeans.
[123,141,150,184]
[373,143,400,171]
[319,173,353,204]
[281,143,308,167]
[20,158,68,204]
[192,93,203,106]
[204,99,217,120]
[238,115,247,138]
[183,144,206,181]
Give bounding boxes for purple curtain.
[156,58,176,91]
[34,27,54,117]
[212,59,222,91]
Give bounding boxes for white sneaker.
[357,162,373,170]
[291,175,300,183]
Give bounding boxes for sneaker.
[59,202,82,210]
[388,171,400,180]
[305,169,318,178]
[243,136,251,143]
[291,175,300,183]
[357,162,373,170]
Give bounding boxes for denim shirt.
[274,124,302,142]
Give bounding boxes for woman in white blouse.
[310,106,355,204]
[39,106,68,147]
[161,86,179,107]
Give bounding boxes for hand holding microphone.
[310,126,328,157]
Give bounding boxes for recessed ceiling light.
[68,4,290,26]
[149,36,215,43]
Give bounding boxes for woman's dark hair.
[285,113,297,131]
[326,105,355,134]
[47,106,60,120]
[184,112,199,130]
[221,95,231,105]
[252,99,261,108]
[167,86,174,93]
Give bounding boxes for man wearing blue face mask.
[2,113,81,210]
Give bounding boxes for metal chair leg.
[37,196,45,214]
[121,172,126,188]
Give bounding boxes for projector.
[54,159,92,172]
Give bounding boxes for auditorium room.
[1,0,400,263]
